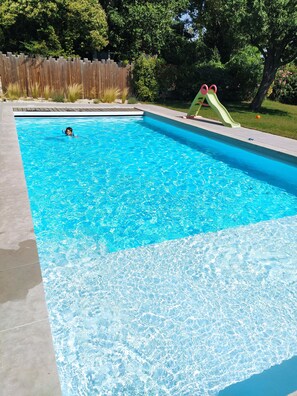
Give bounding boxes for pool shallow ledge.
[0,102,62,395]
[219,355,297,396]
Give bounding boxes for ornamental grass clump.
[101,87,120,103]
[121,87,129,103]
[30,82,41,98]
[67,83,82,103]
[6,82,22,100]
[90,87,97,99]
[43,85,51,100]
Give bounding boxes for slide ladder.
[187,84,240,128]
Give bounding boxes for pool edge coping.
[136,104,297,164]
[0,102,62,395]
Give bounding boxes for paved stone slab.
[0,320,61,396]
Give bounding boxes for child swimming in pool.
[64,127,78,137]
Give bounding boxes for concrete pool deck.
[0,100,297,395]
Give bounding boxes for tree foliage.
[0,0,108,57]
[102,0,189,60]
[244,0,297,110]
[0,0,295,109]
[189,0,297,109]
[189,0,247,63]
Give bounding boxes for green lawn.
[155,99,297,140]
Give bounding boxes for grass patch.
[155,99,297,140]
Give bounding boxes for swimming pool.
[16,116,297,252]
[15,115,297,395]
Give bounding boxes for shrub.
[270,65,297,105]
[51,91,65,102]
[5,82,22,100]
[30,82,41,99]
[127,96,138,104]
[67,83,82,103]
[121,87,129,103]
[157,64,178,100]
[151,59,231,102]
[225,46,263,101]
[171,61,230,101]
[168,64,200,100]
[132,54,164,101]
[155,46,262,102]
[100,87,120,103]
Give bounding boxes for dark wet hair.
[65,127,73,135]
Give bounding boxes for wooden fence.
[0,52,131,98]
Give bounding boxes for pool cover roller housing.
[187,84,241,128]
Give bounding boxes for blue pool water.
[16,116,297,252]
[15,115,297,395]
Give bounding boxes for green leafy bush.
[157,64,179,100]
[132,54,163,101]
[270,65,297,105]
[170,61,229,101]
[127,96,138,104]
[225,46,263,101]
[132,47,263,103]
[157,48,262,102]
[51,91,65,102]
[194,62,230,99]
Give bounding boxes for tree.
[245,0,297,110]
[189,0,297,110]
[101,0,189,60]
[0,0,108,58]
[188,0,247,63]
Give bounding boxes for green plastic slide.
[187,84,240,128]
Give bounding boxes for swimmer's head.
[65,127,73,136]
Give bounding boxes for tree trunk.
[250,55,279,112]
